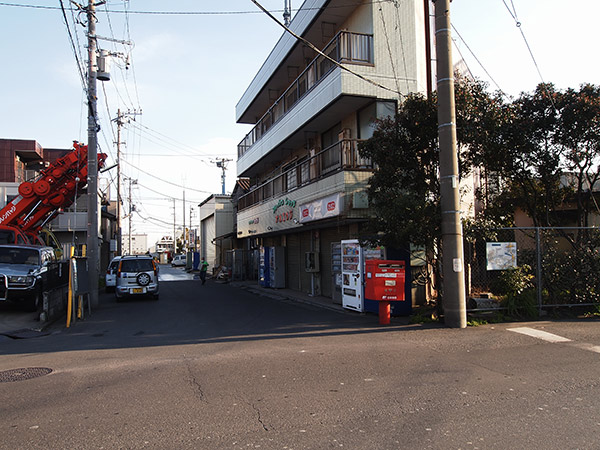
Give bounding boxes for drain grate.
[0,367,52,383]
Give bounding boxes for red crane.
[0,142,107,247]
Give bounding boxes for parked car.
[0,244,60,311]
[105,256,122,292]
[171,254,186,267]
[115,255,159,301]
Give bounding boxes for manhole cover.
[0,367,52,383]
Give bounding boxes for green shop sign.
[272,197,296,214]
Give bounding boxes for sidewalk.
[228,280,350,314]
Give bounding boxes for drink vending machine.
[269,246,286,288]
[341,239,364,311]
[259,246,270,287]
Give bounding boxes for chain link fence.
[466,227,600,313]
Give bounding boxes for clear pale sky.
[0,1,598,248]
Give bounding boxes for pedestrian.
[200,257,209,285]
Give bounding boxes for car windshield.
[0,247,39,265]
[121,259,153,272]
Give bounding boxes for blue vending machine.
[259,246,271,287]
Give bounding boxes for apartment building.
[235,0,430,298]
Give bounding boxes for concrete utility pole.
[214,158,232,195]
[113,109,142,256]
[433,0,467,328]
[172,198,176,255]
[283,0,292,26]
[127,177,137,255]
[86,0,102,308]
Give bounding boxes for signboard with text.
[299,193,342,223]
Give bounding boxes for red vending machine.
[365,260,406,324]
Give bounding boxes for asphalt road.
[1,267,600,449]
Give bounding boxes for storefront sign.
[273,197,296,214]
[299,193,342,223]
[275,210,294,223]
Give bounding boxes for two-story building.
[234,0,430,298]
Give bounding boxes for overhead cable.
[250,0,403,97]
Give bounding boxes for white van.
[171,254,186,267]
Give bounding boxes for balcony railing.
[238,139,373,211]
[238,31,374,158]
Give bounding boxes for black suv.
[115,255,159,301]
[0,245,59,311]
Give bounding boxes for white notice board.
[486,242,517,270]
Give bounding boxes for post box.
[365,260,405,301]
[365,260,406,324]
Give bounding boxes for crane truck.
[0,141,107,255]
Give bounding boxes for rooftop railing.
[238,31,374,158]
[237,139,373,212]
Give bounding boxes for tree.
[359,76,505,250]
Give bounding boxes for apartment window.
[321,123,342,173]
[283,161,298,191]
[298,156,310,186]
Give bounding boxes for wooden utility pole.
[433,0,467,328]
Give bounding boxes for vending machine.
[259,246,270,287]
[269,246,286,288]
[341,239,364,312]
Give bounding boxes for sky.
[0,0,598,248]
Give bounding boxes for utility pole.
[214,158,232,195]
[172,198,176,255]
[190,207,196,252]
[86,0,103,308]
[182,190,186,251]
[113,109,141,256]
[126,177,137,255]
[433,0,467,328]
[283,0,292,26]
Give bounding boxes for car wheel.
[25,289,42,312]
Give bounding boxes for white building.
[235,0,430,298]
[122,233,148,255]
[198,194,235,272]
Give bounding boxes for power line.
[500,0,555,109]
[0,2,388,15]
[120,157,212,194]
[451,24,505,95]
[58,0,86,87]
[249,0,403,97]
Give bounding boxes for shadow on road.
[0,280,437,355]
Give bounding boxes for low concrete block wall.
[41,286,69,323]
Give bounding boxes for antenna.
[283,0,292,26]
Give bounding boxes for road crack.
[248,401,270,431]
[184,358,207,403]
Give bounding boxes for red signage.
[327,201,336,211]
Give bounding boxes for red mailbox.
[365,260,406,325]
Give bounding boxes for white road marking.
[571,343,600,354]
[508,327,572,343]
[508,327,600,355]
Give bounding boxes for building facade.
[198,194,235,273]
[235,0,430,298]
[122,233,148,255]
